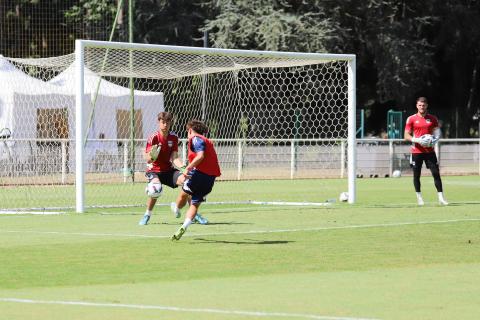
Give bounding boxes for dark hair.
[416,97,428,104]
[157,112,174,122]
[186,119,209,135]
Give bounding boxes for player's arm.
[404,118,422,144]
[185,151,205,173]
[170,151,185,169]
[431,126,441,145]
[145,144,160,163]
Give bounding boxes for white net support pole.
[347,58,357,204]
[75,40,85,213]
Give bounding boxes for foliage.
[202,0,337,52]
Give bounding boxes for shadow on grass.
[192,238,293,245]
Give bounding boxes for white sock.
[182,218,192,229]
[416,192,423,199]
[145,210,152,216]
[438,192,446,200]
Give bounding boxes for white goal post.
[74,40,357,212]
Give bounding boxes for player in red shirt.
[404,97,448,206]
[171,120,221,241]
[139,112,208,225]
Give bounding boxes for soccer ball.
[145,182,163,198]
[339,192,349,202]
[392,170,402,178]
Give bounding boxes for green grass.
[1,175,480,319]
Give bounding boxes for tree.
[202,0,337,52]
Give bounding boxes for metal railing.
[1,138,479,185]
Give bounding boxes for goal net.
[0,40,356,211]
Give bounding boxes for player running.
[139,112,208,225]
[404,97,448,206]
[171,120,221,241]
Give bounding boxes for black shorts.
[145,169,182,188]
[410,153,439,170]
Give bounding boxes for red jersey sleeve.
[145,133,158,152]
[404,116,413,133]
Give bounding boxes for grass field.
[1,175,480,319]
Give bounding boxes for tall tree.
[202,0,337,52]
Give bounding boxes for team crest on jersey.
[168,141,173,147]
[426,119,431,123]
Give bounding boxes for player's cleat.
[438,192,448,205]
[170,202,181,218]
[193,213,208,225]
[171,226,186,241]
[417,197,425,206]
[438,198,449,205]
[138,214,150,225]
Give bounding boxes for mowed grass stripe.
[1,217,479,239]
[1,219,479,289]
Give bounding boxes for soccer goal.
[0,40,356,212]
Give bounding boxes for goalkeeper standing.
[404,97,448,206]
[139,112,208,225]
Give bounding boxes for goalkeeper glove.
[149,144,161,161]
[411,137,422,144]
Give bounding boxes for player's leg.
[171,190,195,241]
[172,173,214,240]
[161,170,183,218]
[411,154,424,205]
[425,153,448,205]
[172,171,208,224]
[139,173,160,225]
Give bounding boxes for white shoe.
[170,202,181,218]
[417,198,425,206]
[439,198,449,205]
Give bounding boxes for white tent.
[48,63,164,144]
[0,55,83,161]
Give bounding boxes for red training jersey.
[404,113,438,154]
[187,134,221,177]
[145,131,178,172]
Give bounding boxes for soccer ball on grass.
[339,192,349,202]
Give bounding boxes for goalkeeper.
[404,97,448,206]
[139,112,208,225]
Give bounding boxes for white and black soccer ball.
[339,192,349,202]
[145,182,163,198]
[392,170,402,178]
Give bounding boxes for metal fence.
[0,138,479,185]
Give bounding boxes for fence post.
[182,139,187,165]
[61,140,67,184]
[123,141,129,183]
[389,140,394,176]
[237,139,243,180]
[340,140,345,178]
[290,140,296,179]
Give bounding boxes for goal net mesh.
[0,45,350,210]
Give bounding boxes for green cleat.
[171,226,186,241]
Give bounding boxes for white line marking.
[0,211,65,215]
[1,218,479,239]
[0,298,378,320]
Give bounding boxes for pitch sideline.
[0,297,378,320]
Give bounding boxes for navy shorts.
[145,169,182,189]
[182,170,216,204]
